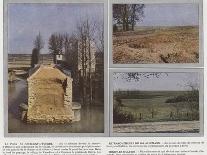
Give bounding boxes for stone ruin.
[22,65,81,123]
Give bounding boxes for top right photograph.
[112,3,201,64]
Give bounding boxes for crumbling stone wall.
[27,66,74,124]
[64,77,73,108]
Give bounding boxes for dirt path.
[113,121,200,133]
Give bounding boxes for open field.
[113,26,199,64]
[113,91,200,133]
[113,91,199,123]
[8,54,53,70]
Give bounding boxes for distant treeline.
[165,90,199,103]
[113,4,145,32]
[8,54,53,63]
[113,90,191,100]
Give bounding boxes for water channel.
[8,79,104,133]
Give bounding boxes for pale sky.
[138,4,199,26]
[8,3,104,54]
[113,72,199,91]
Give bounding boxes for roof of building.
[55,64,72,77]
[27,65,70,81]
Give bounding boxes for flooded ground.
[8,79,104,133]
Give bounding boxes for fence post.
[139,113,142,120]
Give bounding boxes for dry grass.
[113,26,199,64]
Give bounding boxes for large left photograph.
[5,1,106,136]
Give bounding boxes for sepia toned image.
[112,2,202,65]
[111,70,203,135]
[5,1,106,135]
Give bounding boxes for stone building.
[27,65,75,123]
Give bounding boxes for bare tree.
[113,4,129,31]
[31,48,39,68]
[185,82,199,120]
[113,4,145,31]
[46,16,103,105]
[76,20,87,104]
[33,32,44,63]
[130,4,145,31]
[165,81,199,120]
[34,32,44,51]
[48,33,63,63]
[75,17,99,104]
[62,33,76,67]
[95,19,104,53]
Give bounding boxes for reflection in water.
[8,79,104,133]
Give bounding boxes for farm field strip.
[113,26,199,64]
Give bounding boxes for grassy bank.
[113,91,199,123]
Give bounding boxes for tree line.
[31,17,104,105]
[113,4,145,32]
[31,32,44,67]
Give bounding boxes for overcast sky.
[113,72,199,91]
[8,3,104,54]
[138,4,199,26]
[113,4,199,26]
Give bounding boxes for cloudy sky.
[138,4,199,26]
[113,72,199,91]
[8,3,104,54]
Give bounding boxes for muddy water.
[8,79,104,133]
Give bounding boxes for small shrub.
[113,105,136,124]
[31,48,40,67]
[113,24,118,32]
[165,90,199,103]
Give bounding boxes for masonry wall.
[27,77,74,124]
[64,77,73,107]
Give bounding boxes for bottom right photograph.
[111,69,203,136]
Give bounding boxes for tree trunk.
[87,21,93,104]
[122,4,128,31]
[132,23,134,31]
[53,54,56,64]
[122,20,126,31]
[131,5,136,31]
[83,36,87,105]
[81,36,86,105]
[88,40,93,104]
[126,19,129,31]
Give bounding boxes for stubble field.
[113,26,199,64]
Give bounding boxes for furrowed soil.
[113,26,199,64]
